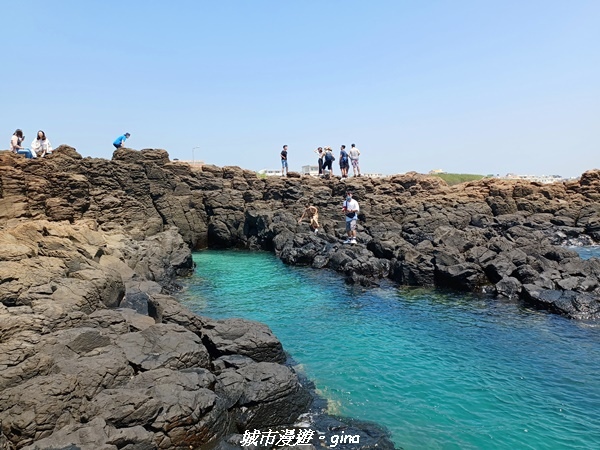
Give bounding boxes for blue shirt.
[113,134,128,146]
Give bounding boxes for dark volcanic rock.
[2,147,600,449]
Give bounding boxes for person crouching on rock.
[342,191,359,244]
[113,132,131,149]
[298,204,320,234]
[31,130,53,157]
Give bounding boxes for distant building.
[301,165,320,176]
[503,173,565,184]
[258,169,283,177]
[362,173,385,178]
[429,169,446,174]
[178,160,204,168]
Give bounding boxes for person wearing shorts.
[298,204,320,234]
[281,145,288,176]
[113,132,130,149]
[339,145,349,178]
[342,191,359,244]
[349,143,361,177]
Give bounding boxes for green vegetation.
[429,173,486,186]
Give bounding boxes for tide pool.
[179,250,600,450]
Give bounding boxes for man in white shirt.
[342,191,359,244]
[348,143,361,177]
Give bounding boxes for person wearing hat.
[113,132,131,149]
[342,191,359,244]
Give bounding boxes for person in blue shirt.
[113,133,131,149]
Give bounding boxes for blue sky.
[3,1,599,177]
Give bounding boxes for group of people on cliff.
[280,144,362,178]
[315,144,361,178]
[9,129,53,159]
[8,130,131,159]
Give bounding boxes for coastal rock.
[202,318,286,363]
[3,147,600,448]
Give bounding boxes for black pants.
[318,158,323,174]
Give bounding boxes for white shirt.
[10,135,20,152]
[31,138,53,156]
[348,148,360,160]
[343,198,360,221]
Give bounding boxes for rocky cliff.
[1,146,599,448]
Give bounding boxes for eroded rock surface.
[1,146,600,448]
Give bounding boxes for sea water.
[179,250,600,450]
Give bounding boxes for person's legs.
[344,220,352,243]
[318,159,323,175]
[350,219,357,243]
[17,149,34,159]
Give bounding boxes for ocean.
[179,249,600,450]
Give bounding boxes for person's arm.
[298,209,307,223]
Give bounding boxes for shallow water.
[179,250,600,450]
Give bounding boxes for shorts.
[345,219,357,232]
[281,160,288,168]
[351,159,359,168]
[340,160,349,170]
[113,143,120,149]
[323,160,333,171]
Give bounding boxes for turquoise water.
[572,246,600,261]
[179,250,600,450]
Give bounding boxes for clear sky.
[3,1,599,177]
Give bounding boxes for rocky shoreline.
[1,146,599,449]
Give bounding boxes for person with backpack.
[323,146,335,175]
[342,191,359,244]
[339,145,349,178]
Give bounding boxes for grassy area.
[429,173,486,186]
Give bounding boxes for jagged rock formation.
[1,145,599,448]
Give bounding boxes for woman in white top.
[31,130,53,157]
[9,129,36,159]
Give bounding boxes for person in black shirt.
[281,145,288,176]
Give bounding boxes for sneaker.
[314,229,318,234]
[350,239,357,244]
[343,238,352,244]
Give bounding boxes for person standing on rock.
[298,204,320,234]
[314,147,324,175]
[281,144,288,176]
[113,132,131,149]
[339,145,349,178]
[349,143,361,177]
[323,147,335,176]
[9,129,36,159]
[342,191,359,244]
